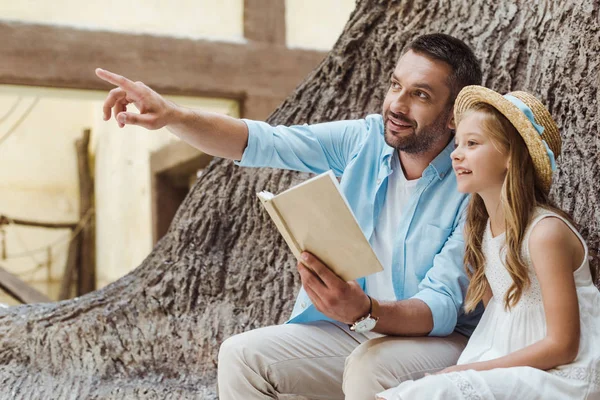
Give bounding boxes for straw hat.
[454,85,561,193]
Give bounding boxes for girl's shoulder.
[529,216,577,248]
[527,207,580,241]
[527,208,586,271]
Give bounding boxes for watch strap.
[369,295,380,320]
[350,295,380,331]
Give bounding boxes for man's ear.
[447,106,456,130]
[448,115,456,130]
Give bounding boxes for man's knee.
[218,325,291,378]
[344,338,399,382]
[217,328,275,399]
[344,335,466,394]
[343,339,401,398]
[218,329,261,372]
[218,332,243,369]
[343,337,441,389]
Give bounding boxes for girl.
[376,86,600,399]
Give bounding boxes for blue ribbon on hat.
[503,94,556,171]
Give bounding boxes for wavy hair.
[460,104,570,312]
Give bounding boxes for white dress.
[377,208,600,399]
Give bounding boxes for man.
[96,33,483,399]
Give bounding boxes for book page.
[264,171,383,281]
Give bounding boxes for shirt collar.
[382,144,395,166]
[427,138,455,180]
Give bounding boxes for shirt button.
[376,179,381,185]
[301,302,307,308]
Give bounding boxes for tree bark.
[1,1,598,398]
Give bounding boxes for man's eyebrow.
[412,82,435,93]
[390,74,436,94]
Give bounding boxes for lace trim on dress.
[550,367,600,387]
[445,372,483,399]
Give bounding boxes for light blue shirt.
[236,114,481,336]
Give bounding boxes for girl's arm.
[441,217,583,374]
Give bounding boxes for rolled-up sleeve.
[411,198,470,336]
[235,117,374,176]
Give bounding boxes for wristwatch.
[349,295,380,333]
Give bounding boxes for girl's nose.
[451,147,463,161]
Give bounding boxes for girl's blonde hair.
[460,103,571,312]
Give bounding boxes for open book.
[257,170,383,281]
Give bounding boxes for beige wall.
[0,86,237,304]
[1,1,356,49]
[0,90,86,305]
[0,0,355,305]
[286,0,356,50]
[0,0,244,41]
[93,95,238,289]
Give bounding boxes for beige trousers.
[217,321,468,400]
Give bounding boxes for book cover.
[257,170,383,281]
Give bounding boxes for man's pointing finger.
[95,68,138,93]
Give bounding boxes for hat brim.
[454,86,553,192]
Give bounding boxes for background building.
[0,0,356,304]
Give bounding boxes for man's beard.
[384,109,452,154]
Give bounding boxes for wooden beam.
[75,129,95,296]
[0,215,76,230]
[0,21,326,117]
[0,264,51,304]
[241,94,287,122]
[244,0,286,45]
[58,233,80,300]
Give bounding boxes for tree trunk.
[1,1,598,398]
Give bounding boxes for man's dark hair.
[405,33,482,103]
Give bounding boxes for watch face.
[354,317,377,333]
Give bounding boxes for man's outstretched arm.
[95,68,248,160]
